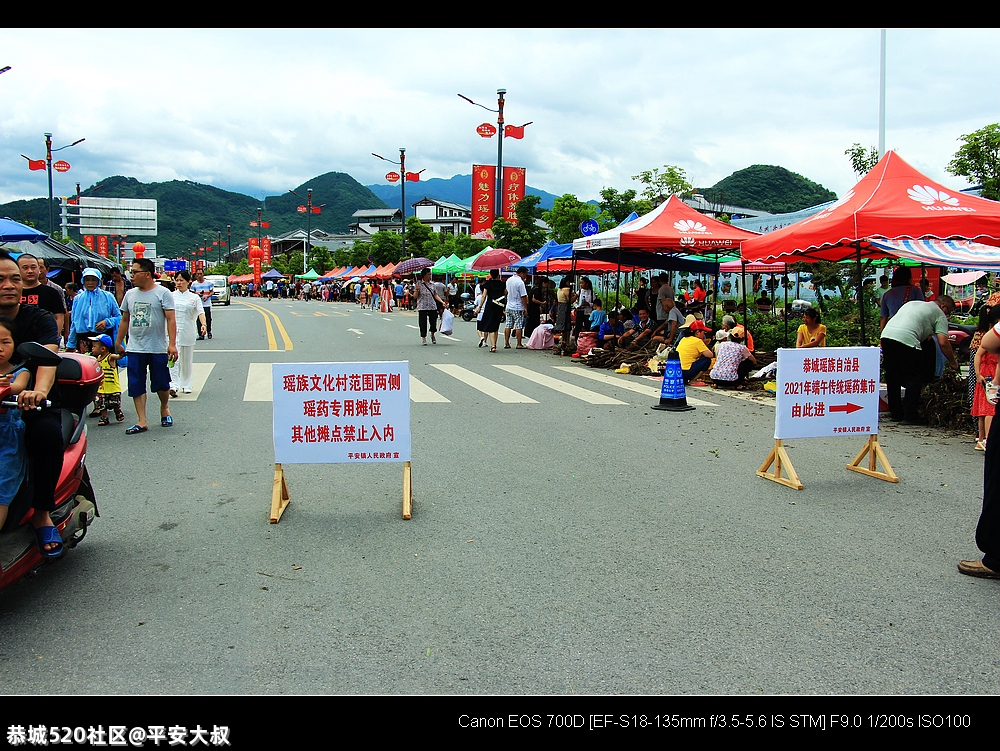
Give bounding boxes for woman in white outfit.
[170,270,207,396]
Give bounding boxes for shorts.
[127,352,171,397]
[505,309,525,330]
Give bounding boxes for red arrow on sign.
[829,403,863,414]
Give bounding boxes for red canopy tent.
[741,150,1000,264]
[572,194,759,266]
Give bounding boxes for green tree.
[631,164,693,203]
[845,143,880,178]
[598,187,652,222]
[307,246,333,274]
[490,195,548,255]
[542,194,611,244]
[404,216,433,254]
[368,231,402,265]
[947,123,1000,201]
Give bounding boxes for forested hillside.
[699,165,838,213]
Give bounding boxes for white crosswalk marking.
[493,364,626,405]
[244,363,273,401]
[171,363,215,401]
[554,366,717,407]
[409,375,450,402]
[430,364,538,403]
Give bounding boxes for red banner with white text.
[471,164,496,237]
[501,167,526,225]
[97,236,109,258]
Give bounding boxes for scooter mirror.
[16,342,62,367]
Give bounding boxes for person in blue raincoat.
[68,268,122,352]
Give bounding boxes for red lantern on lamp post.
[132,241,145,259]
[248,242,264,287]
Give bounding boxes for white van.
[204,275,231,306]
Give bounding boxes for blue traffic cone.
[651,348,695,411]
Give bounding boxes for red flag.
[261,221,271,228]
[504,125,525,139]
[311,206,321,214]
[27,159,45,171]
[405,172,419,182]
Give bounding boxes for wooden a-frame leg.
[270,463,290,523]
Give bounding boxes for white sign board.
[272,362,411,464]
[73,197,158,235]
[775,347,881,440]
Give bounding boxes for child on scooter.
[88,334,124,425]
[0,318,33,524]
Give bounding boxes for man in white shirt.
[504,267,530,349]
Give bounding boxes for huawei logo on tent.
[674,219,709,234]
[907,184,974,212]
[908,185,959,206]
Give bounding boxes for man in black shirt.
[0,252,64,555]
[18,253,66,339]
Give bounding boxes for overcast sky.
[1,28,997,209]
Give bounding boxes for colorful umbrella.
[471,248,521,271]
[393,257,433,276]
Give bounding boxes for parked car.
[204,274,231,305]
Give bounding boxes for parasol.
[471,248,521,271]
[393,257,433,276]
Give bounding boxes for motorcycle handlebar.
[0,399,51,411]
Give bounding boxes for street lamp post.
[372,149,422,259]
[44,133,85,236]
[458,89,531,224]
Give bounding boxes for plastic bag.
[440,309,455,336]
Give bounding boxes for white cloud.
[1,28,998,206]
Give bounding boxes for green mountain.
[699,165,838,214]
[0,172,387,259]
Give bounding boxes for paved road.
[1,298,995,694]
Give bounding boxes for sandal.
[115,409,125,422]
[125,424,148,435]
[97,417,110,426]
[34,525,64,558]
[490,346,497,353]
[161,415,173,427]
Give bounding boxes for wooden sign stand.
[757,434,898,491]
[270,463,290,523]
[757,439,804,490]
[403,461,413,520]
[846,435,898,483]
[269,462,415,523]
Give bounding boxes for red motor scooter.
[0,342,102,592]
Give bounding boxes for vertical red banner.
[501,167,526,225]
[252,259,261,287]
[97,236,109,258]
[83,235,95,251]
[262,237,271,265]
[471,164,496,237]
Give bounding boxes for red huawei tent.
[741,150,1000,264]
[573,195,759,256]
